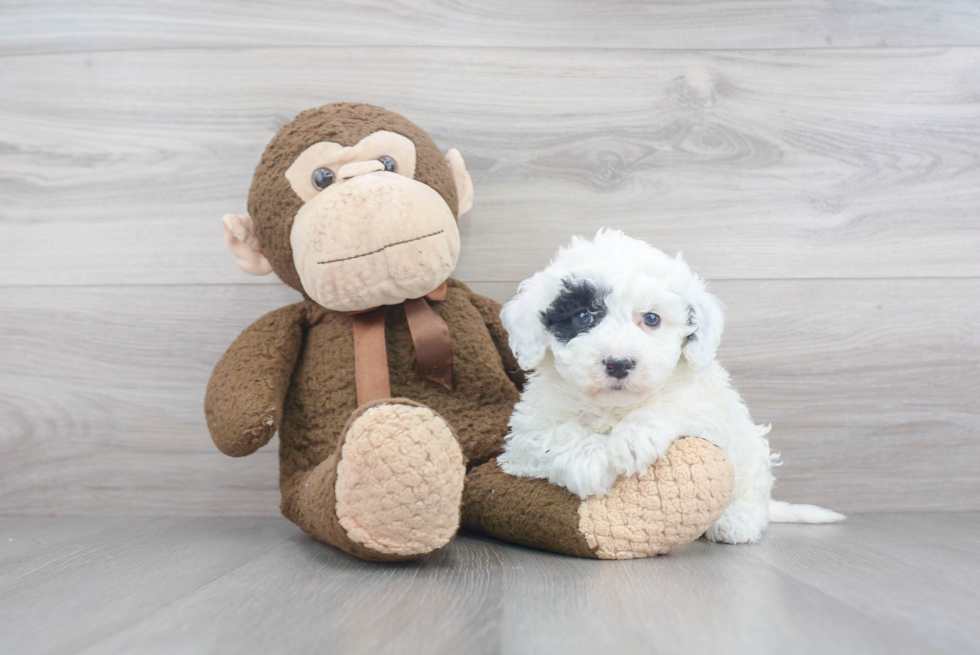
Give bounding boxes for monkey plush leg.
[291,399,466,562]
[462,438,733,560]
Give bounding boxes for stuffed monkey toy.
[206,102,733,561]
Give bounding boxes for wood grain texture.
[0,517,295,654]
[4,515,977,654]
[0,284,303,516]
[495,530,932,655]
[2,2,978,519]
[2,0,979,54]
[1,279,976,516]
[751,515,980,653]
[2,47,979,285]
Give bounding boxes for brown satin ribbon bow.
[350,281,453,406]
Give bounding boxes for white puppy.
[498,229,844,544]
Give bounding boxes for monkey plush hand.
[205,103,732,561]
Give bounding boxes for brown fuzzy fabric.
[463,459,597,558]
[206,279,520,560]
[462,438,735,559]
[204,302,306,458]
[246,103,459,293]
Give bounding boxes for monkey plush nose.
[604,358,635,380]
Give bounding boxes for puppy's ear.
[501,272,552,371]
[682,280,725,372]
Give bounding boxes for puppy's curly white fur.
[498,229,844,544]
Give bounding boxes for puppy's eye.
[378,155,397,173]
[643,312,661,328]
[312,167,336,190]
[573,311,594,327]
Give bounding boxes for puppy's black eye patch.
[540,278,607,343]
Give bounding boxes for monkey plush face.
[222,103,473,312]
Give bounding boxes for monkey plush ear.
[446,149,474,216]
[222,214,273,276]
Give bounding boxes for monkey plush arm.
[205,303,306,457]
[468,292,526,391]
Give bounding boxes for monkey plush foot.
[462,437,733,560]
[332,399,466,559]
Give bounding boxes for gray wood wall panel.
[3,0,980,54]
[1,1,977,516]
[1,279,976,515]
[2,47,979,285]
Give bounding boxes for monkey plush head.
[222,103,474,312]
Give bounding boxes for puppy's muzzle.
[604,358,635,380]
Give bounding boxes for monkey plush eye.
[311,167,336,191]
[378,155,397,173]
[643,313,661,328]
[573,311,594,327]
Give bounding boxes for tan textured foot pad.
[579,437,734,559]
[461,438,733,560]
[335,402,466,558]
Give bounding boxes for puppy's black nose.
[604,358,635,380]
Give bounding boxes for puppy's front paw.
[608,410,676,477]
[554,438,617,499]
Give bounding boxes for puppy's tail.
[769,499,846,524]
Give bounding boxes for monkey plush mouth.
[317,230,446,265]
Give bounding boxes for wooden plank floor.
[2,513,978,654]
